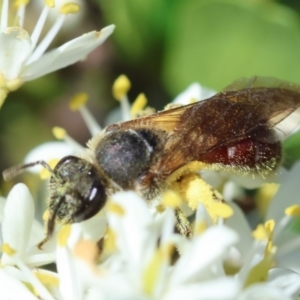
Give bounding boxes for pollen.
[59,3,80,14]
[285,204,300,217]
[244,254,273,287]
[2,243,16,256]
[131,93,147,118]
[43,209,50,221]
[103,228,117,253]
[40,159,59,179]
[69,93,88,111]
[107,202,125,216]
[161,190,182,208]
[252,224,268,241]
[13,0,29,9]
[142,245,173,295]
[57,224,71,247]
[35,273,59,287]
[45,0,55,8]
[112,75,131,101]
[194,220,207,235]
[264,219,275,235]
[211,202,233,219]
[52,126,66,140]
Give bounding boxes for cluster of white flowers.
[1,74,300,299]
[0,0,114,107]
[1,2,300,298]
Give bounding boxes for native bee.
[3,76,300,247]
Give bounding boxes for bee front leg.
[175,208,192,238]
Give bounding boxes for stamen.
[40,159,59,179]
[30,6,50,51]
[161,190,181,208]
[45,0,55,8]
[26,14,65,64]
[107,202,125,216]
[69,93,102,135]
[194,221,207,235]
[2,243,16,256]
[15,258,55,300]
[57,224,71,247]
[59,3,80,14]
[112,75,131,121]
[210,202,233,219]
[1,0,9,30]
[14,0,29,27]
[69,92,88,110]
[285,204,300,216]
[252,224,268,241]
[35,272,59,287]
[52,126,84,152]
[131,93,147,118]
[112,75,131,101]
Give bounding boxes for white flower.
[1,183,55,267]
[0,0,115,107]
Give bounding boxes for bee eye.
[72,179,106,222]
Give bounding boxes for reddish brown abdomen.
[199,126,282,172]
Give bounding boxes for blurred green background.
[1,0,300,195]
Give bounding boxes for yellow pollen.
[103,228,117,253]
[43,209,51,221]
[107,202,125,215]
[142,244,174,295]
[244,253,273,288]
[45,0,55,8]
[131,93,147,117]
[194,221,207,235]
[161,190,182,208]
[255,183,279,216]
[52,126,66,140]
[35,273,59,287]
[59,3,80,14]
[264,219,275,235]
[2,243,16,256]
[13,0,29,9]
[210,202,233,219]
[57,224,71,247]
[40,159,59,179]
[252,224,268,241]
[285,204,300,217]
[112,75,131,101]
[155,204,165,213]
[69,93,88,111]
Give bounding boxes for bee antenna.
[2,160,55,181]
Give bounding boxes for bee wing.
[109,102,196,133]
[148,77,300,176]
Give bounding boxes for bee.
[3,76,300,247]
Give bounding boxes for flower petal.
[21,25,115,81]
[170,226,239,285]
[0,268,37,300]
[0,27,31,80]
[2,184,34,265]
[266,162,300,222]
[238,283,293,300]
[164,278,239,300]
[172,83,216,105]
[268,268,300,298]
